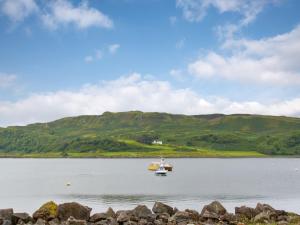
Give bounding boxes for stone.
[106,208,116,219]
[152,203,174,216]
[235,206,257,219]
[124,222,137,225]
[138,219,148,225]
[90,213,107,223]
[254,211,271,223]
[34,219,46,225]
[157,213,170,223]
[57,202,91,221]
[277,221,289,225]
[153,219,164,225]
[67,217,87,225]
[11,213,31,225]
[0,209,14,221]
[132,205,152,219]
[116,212,130,223]
[184,209,199,222]
[3,220,13,225]
[200,201,227,217]
[219,213,236,223]
[48,219,60,225]
[33,201,58,221]
[169,211,190,224]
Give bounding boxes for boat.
[155,163,168,176]
[148,158,173,171]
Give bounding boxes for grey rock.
[133,205,152,219]
[2,220,12,225]
[57,202,91,221]
[200,201,227,217]
[235,206,257,219]
[124,221,137,225]
[157,213,169,223]
[116,212,130,223]
[106,208,116,219]
[48,219,60,225]
[254,211,271,223]
[169,211,190,224]
[11,213,32,225]
[90,213,107,223]
[184,209,199,221]
[0,209,14,221]
[138,219,148,225]
[67,217,87,225]
[152,203,174,216]
[34,219,46,225]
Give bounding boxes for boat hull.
[148,163,173,171]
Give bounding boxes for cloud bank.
[0,73,299,127]
[188,25,300,85]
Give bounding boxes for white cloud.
[41,0,113,30]
[0,0,38,22]
[188,25,300,85]
[84,49,102,63]
[0,73,299,127]
[108,44,120,54]
[176,0,275,23]
[0,73,17,89]
[176,0,278,38]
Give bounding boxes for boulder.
[132,206,152,219]
[2,220,12,225]
[200,201,227,217]
[34,219,46,225]
[67,217,87,225]
[123,222,137,225]
[106,208,116,219]
[157,213,170,223]
[11,213,31,225]
[48,218,60,225]
[169,211,190,224]
[152,202,173,216]
[254,211,271,223]
[0,209,14,220]
[33,201,58,221]
[116,212,130,223]
[57,202,91,221]
[219,213,237,223]
[90,213,107,223]
[137,219,147,225]
[184,209,199,221]
[235,206,257,219]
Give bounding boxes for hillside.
[0,111,300,157]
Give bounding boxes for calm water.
[0,158,300,214]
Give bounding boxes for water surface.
[0,158,299,213]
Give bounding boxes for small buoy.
[66,182,71,186]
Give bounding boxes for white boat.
[148,158,173,171]
[155,163,168,176]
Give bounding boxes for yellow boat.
[148,158,173,171]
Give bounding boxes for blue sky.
[0,0,300,126]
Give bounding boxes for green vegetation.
[0,111,299,157]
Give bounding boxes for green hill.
[0,111,300,157]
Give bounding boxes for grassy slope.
[0,111,299,157]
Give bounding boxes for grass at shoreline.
[0,149,266,158]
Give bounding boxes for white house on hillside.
[152,140,163,145]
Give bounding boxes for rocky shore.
[0,201,299,225]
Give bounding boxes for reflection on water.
[0,158,300,213]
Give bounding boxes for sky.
[0,0,300,127]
